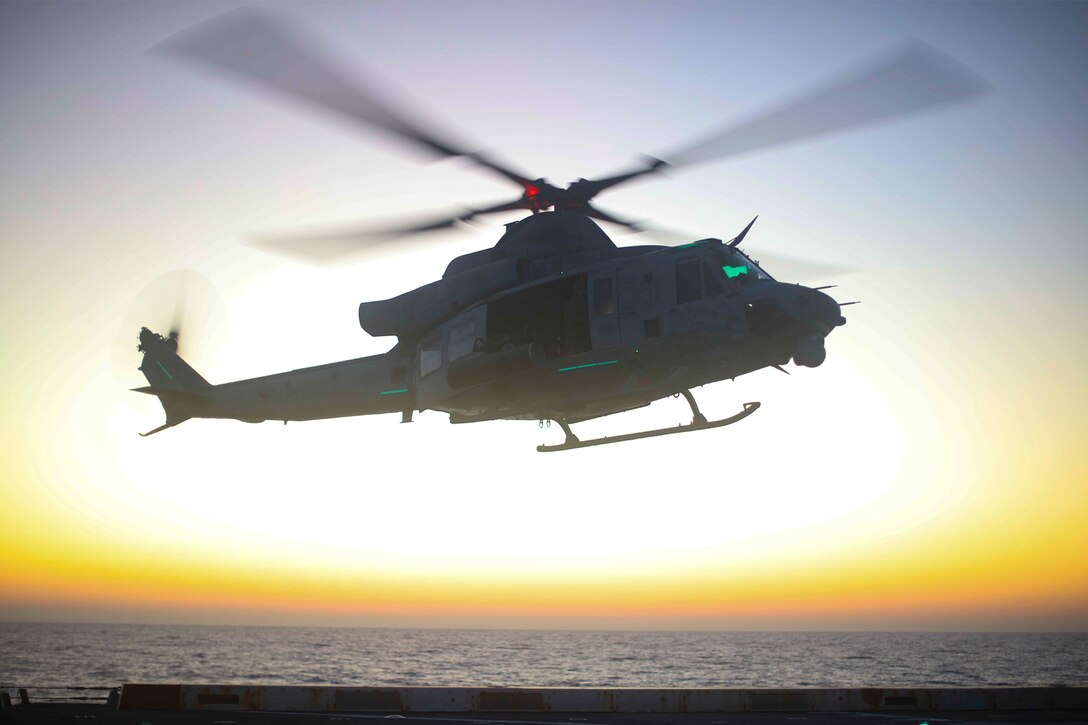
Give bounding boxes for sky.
[1,0,1086,631]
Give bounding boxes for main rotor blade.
[663,42,989,167]
[250,226,447,265]
[582,203,647,233]
[154,9,537,190]
[567,157,669,200]
[251,198,531,264]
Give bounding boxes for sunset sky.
[1,1,1086,630]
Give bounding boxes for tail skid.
[138,418,186,437]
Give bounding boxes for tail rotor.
[112,269,225,387]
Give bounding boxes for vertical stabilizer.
[133,327,211,435]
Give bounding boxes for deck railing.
[0,685,120,708]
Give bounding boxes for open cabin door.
[484,274,590,360]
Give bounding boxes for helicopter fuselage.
[416,238,841,426]
[135,212,843,438]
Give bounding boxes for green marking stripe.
[379,388,408,395]
[558,360,619,373]
[722,264,748,278]
[155,360,174,381]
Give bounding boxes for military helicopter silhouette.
[134,10,986,451]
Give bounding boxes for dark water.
[1,623,1086,688]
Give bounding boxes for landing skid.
[537,392,760,453]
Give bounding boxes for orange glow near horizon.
[4,400,1086,629]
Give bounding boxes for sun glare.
[93,340,905,573]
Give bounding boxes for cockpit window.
[715,246,773,281]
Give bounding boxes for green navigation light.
[379,388,408,395]
[155,360,174,380]
[722,264,748,278]
[559,360,619,372]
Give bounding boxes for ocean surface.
[2,623,1086,689]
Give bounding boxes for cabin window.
[675,259,702,304]
[447,321,476,362]
[593,277,615,315]
[702,262,724,296]
[420,335,441,377]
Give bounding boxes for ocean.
[1,623,1086,689]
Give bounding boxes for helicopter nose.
[787,288,843,368]
[792,287,843,334]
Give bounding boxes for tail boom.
[134,328,415,434]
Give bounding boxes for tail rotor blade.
[113,270,225,384]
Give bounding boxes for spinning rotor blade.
[251,198,532,264]
[582,203,647,233]
[158,13,988,264]
[663,41,989,168]
[155,9,537,191]
[510,43,988,206]
[432,198,538,228]
[567,157,669,201]
[252,228,443,265]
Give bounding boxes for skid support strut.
[679,389,708,425]
[557,419,579,447]
[537,391,760,453]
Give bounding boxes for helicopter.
[134,10,987,452]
